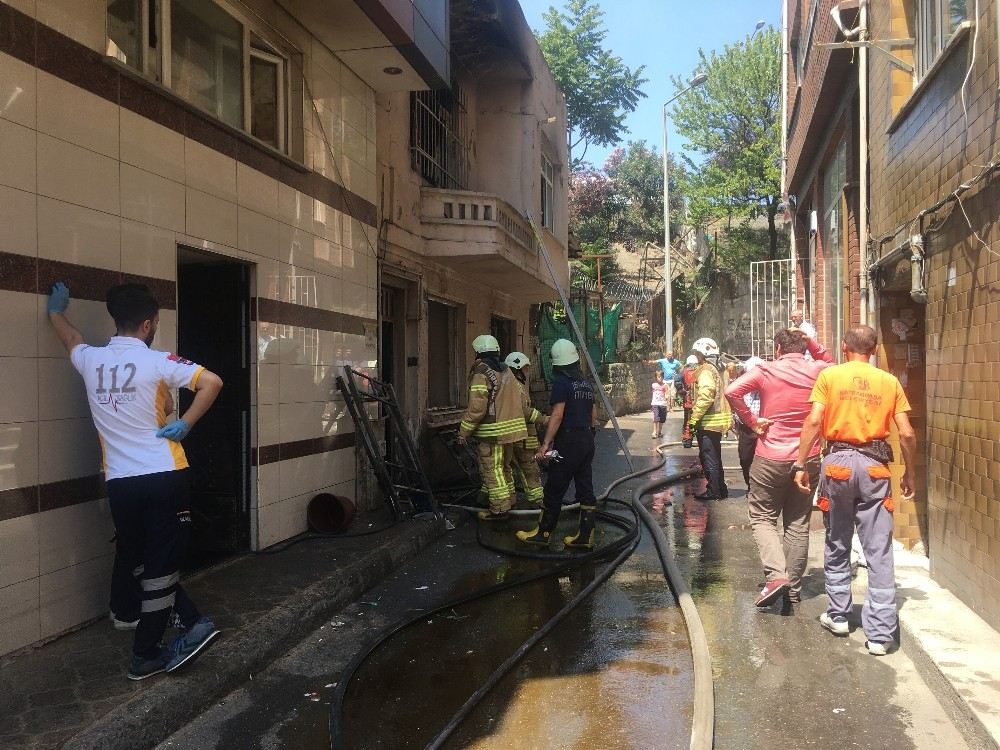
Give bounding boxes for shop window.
[916,0,969,79]
[106,0,292,152]
[427,299,461,408]
[541,155,555,231]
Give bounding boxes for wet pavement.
[158,412,970,749]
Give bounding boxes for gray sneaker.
[820,612,849,636]
[866,641,889,656]
[165,618,220,673]
[127,648,171,680]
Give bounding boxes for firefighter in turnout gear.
[688,337,733,501]
[503,352,547,505]
[459,335,529,520]
[516,339,599,550]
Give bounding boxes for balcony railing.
[421,188,539,253]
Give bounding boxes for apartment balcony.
[419,188,568,302]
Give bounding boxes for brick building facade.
[784,0,1000,628]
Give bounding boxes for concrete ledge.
[60,517,447,750]
[894,550,1000,750]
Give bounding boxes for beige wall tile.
[185,138,237,203]
[37,417,102,484]
[0,51,36,128]
[257,463,280,509]
[257,362,279,404]
[256,501,283,548]
[278,401,327,444]
[37,297,116,358]
[4,0,35,17]
[37,196,121,271]
[37,499,115,576]
[258,403,279,446]
[0,357,38,423]
[0,185,37,256]
[237,207,280,260]
[36,71,119,158]
[35,0,105,52]
[0,290,38,357]
[0,421,38,493]
[120,164,185,232]
[155,308,177,354]
[38,552,112,641]
[278,222,315,269]
[278,183,314,230]
[236,162,279,218]
[279,363,324,403]
[120,108,185,184]
[342,280,367,317]
[37,356,89,421]
[0,579,40,657]
[0,514,40,588]
[121,219,177,281]
[37,134,119,215]
[186,189,237,247]
[0,118,36,192]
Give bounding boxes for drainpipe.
[858,0,872,326]
[781,0,793,268]
[910,233,928,303]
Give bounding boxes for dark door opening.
[176,247,252,567]
[491,315,515,355]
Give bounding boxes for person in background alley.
[790,309,816,340]
[459,335,528,521]
[47,282,223,680]
[650,369,668,439]
[677,355,698,448]
[730,356,764,487]
[503,352,548,506]
[794,325,916,655]
[517,339,598,549]
[645,350,681,411]
[688,338,732,501]
[726,330,833,608]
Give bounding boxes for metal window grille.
[749,259,796,359]
[410,87,470,190]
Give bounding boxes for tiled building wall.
[867,0,1000,625]
[0,0,378,655]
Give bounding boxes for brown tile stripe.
[0,473,106,523]
[255,432,356,466]
[0,2,377,228]
[0,431,357,520]
[0,250,177,310]
[254,297,375,336]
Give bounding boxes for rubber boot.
[516,507,559,546]
[564,506,597,550]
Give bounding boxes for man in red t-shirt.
[794,325,915,656]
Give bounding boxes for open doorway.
[176,247,252,566]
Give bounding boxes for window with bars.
[410,87,470,190]
[541,155,555,230]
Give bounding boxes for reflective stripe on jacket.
[689,363,732,433]
[460,362,529,444]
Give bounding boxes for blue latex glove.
[48,282,70,314]
[156,419,190,442]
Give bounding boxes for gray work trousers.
[747,455,819,597]
[820,449,897,644]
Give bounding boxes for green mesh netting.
[538,302,622,381]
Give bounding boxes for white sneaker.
[866,641,888,656]
[110,612,139,631]
[819,612,849,636]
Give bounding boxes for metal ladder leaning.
[336,367,439,520]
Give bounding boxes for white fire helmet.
[504,352,531,369]
[472,334,500,354]
[691,337,720,358]
[685,355,699,366]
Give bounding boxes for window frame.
[916,0,970,79]
[106,0,292,154]
[541,154,555,231]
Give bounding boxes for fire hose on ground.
[328,439,716,750]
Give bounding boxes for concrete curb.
[61,517,448,750]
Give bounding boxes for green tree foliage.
[671,28,784,261]
[537,0,647,165]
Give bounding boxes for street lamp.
[752,19,766,38]
[661,72,708,351]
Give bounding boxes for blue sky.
[517,0,783,168]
